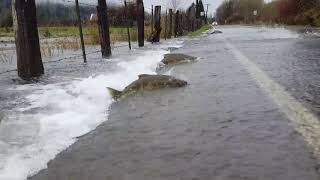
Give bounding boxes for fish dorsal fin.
[138,74,151,79]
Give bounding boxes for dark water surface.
[28,26,320,180]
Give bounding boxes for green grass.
[187,25,211,37]
[0,26,134,38]
[0,27,14,37]
[38,26,79,37]
[38,26,134,37]
[1,25,212,39]
[0,26,81,37]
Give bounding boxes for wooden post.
[196,0,200,19]
[12,0,44,79]
[174,10,179,37]
[97,0,111,58]
[151,5,154,34]
[165,9,167,40]
[75,0,87,63]
[153,6,161,42]
[180,13,183,35]
[137,0,144,47]
[124,0,131,50]
[168,9,173,39]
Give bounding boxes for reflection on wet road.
[3,26,320,180]
[225,39,320,158]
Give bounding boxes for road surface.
[1,25,320,180]
[28,26,320,180]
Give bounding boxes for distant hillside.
[0,0,10,8]
[0,0,11,13]
[36,1,95,24]
[0,0,11,27]
[0,1,136,27]
[0,1,95,27]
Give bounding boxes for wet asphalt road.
[30,26,320,180]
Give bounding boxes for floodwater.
[1,26,320,180]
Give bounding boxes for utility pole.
[205,4,210,24]
[75,0,87,63]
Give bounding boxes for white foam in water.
[215,26,299,41]
[0,41,180,180]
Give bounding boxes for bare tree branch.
[168,0,182,12]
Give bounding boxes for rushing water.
[0,40,184,180]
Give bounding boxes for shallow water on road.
[0,40,184,180]
[214,26,320,115]
[2,25,320,180]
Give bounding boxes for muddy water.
[28,26,320,180]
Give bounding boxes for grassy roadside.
[0,27,13,37]
[1,24,212,39]
[187,25,211,37]
[0,26,137,38]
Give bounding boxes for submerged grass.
[0,26,137,40]
[187,25,211,37]
[0,27,13,37]
[1,24,209,54]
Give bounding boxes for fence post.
[97,0,111,58]
[12,0,44,79]
[137,0,144,47]
[153,6,161,42]
[151,5,154,34]
[168,9,173,39]
[174,10,179,37]
[165,9,167,40]
[75,0,87,63]
[180,13,183,35]
[124,0,131,50]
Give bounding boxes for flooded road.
[1,26,320,180]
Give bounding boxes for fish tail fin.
[107,87,122,98]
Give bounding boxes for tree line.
[216,0,320,26]
[0,1,141,28]
[0,0,12,27]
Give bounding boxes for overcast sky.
[47,0,223,16]
[138,0,223,16]
[45,0,273,16]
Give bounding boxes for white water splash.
[216,26,300,41]
[0,40,183,180]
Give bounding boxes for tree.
[168,0,182,12]
[216,0,235,24]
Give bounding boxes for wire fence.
[0,0,207,76]
[0,43,131,75]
